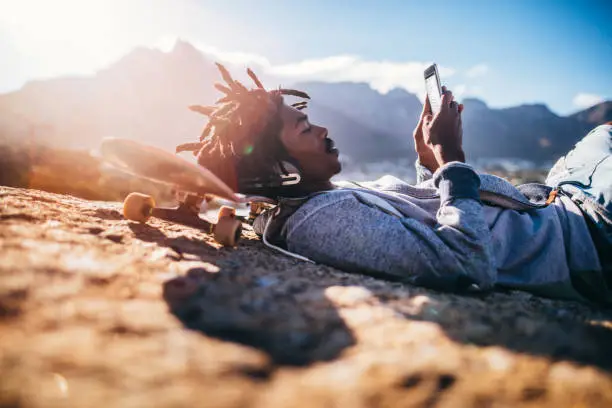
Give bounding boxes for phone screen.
[425,72,442,114]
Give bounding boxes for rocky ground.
[1,186,612,408]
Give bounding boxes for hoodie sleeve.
[415,159,434,184]
[282,162,496,291]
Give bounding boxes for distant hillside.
[0,42,216,151]
[304,101,412,162]
[303,89,606,163]
[0,40,610,167]
[0,41,403,163]
[295,81,422,142]
[570,101,612,126]
[460,99,591,162]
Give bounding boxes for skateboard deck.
[99,138,244,246]
[100,137,240,202]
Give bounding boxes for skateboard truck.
[123,192,242,247]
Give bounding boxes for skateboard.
[99,138,246,246]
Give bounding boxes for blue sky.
[1,0,610,114]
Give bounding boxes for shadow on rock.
[128,223,219,260]
[161,234,612,373]
[380,288,612,373]
[162,267,356,366]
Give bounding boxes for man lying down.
[177,63,612,305]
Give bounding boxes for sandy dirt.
[1,186,612,407]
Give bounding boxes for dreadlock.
[176,63,310,196]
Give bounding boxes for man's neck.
[298,179,335,195]
[275,179,335,198]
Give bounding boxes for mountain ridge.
[1,41,609,165]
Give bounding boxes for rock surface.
[1,186,612,407]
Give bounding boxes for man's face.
[278,104,341,185]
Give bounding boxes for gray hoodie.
[254,162,604,302]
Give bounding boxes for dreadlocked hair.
[176,63,310,196]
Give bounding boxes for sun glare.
[1,0,183,80]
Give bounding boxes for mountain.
[0,40,610,170]
[0,40,405,163]
[304,101,412,162]
[460,99,591,162]
[570,101,612,126]
[0,41,217,151]
[295,81,421,142]
[303,85,608,163]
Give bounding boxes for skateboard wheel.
[214,217,242,246]
[123,192,155,222]
[217,205,236,220]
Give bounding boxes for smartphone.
[424,63,443,114]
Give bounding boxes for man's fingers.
[440,89,453,109]
[458,103,464,114]
[419,96,432,121]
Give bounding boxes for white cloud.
[454,84,467,98]
[445,84,484,101]
[572,93,604,109]
[270,57,455,96]
[177,42,456,96]
[175,40,271,68]
[469,85,484,96]
[465,64,489,78]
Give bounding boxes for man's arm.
[412,89,465,183]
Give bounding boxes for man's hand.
[413,96,439,173]
[423,87,465,167]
